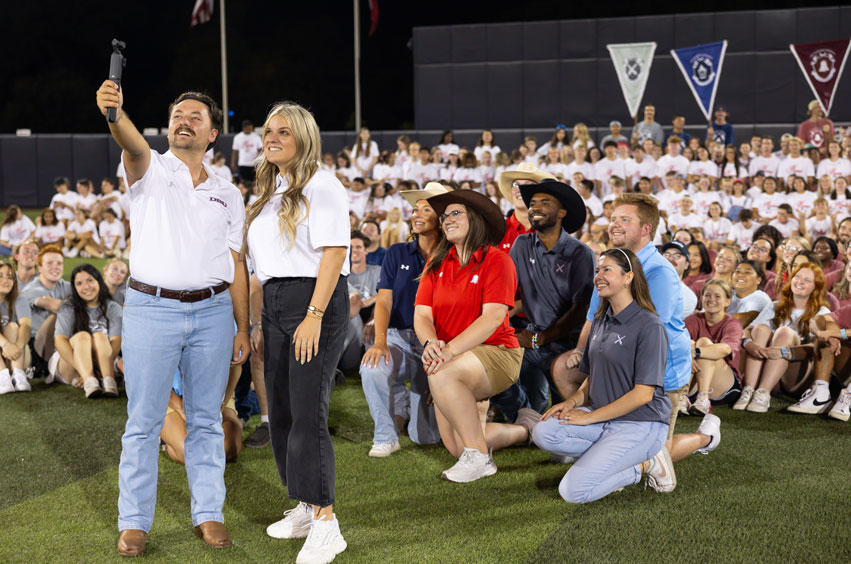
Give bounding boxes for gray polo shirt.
[55,300,123,339]
[580,301,672,424]
[509,230,595,336]
[20,278,72,333]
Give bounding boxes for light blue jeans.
[359,328,440,445]
[532,411,667,504]
[117,287,233,532]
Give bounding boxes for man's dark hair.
[167,92,224,151]
[350,230,370,248]
[738,208,754,221]
[353,177,366,184]
[753,224,782,249]
[77,178,93,189]
[361,219,381,235]
[53,176,70,188]
[580,179,595,192]
[101,177,117,188]
[603,140,618,150]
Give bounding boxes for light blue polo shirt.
[586,242,691,391]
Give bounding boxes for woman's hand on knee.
[541,400,575,422]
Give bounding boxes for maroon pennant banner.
[790,38,851,117]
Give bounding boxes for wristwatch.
[694,347,701,359]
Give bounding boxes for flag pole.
[220,0,229,133]
[354,0,362,132]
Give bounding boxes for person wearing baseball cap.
[797,99,835,150]
[358,183,450,458]
[506,179,596,422]
[707,105,735,147]
[600,121,628,147]
[496,163,555,253]
[413,190,530,482]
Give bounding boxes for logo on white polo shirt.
[400,264,410,270]
[209,196,228,208]
[614,334,625,345]
[471,275,479,284]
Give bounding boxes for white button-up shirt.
[126,149,245,289]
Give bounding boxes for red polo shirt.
[498,213,533,253]
[415,246,519,348]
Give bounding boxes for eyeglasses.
[750,246,771,255]
[440,210,467,224]
[782,245,803,253]
[662,251,685,260]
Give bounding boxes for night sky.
[0,0,835,134]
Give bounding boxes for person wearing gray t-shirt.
[18,247,70,371]
[51,264,123,399]
[0,261,34,393]
[532,248,675,503]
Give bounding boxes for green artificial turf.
[1,378,850,564]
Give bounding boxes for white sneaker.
[66,247,79,258]
[368,441,400,458]
[645,446,676,492]
[732,386,754,411]
[267,502,313,539]
[787,385,832,415]
[548,452,577,464]
[79,250,91,259]
[828,389,851,422]
[45,351,60,385]
[102,376,119,397]
[689,392,711,416]
[678,394,691,416]
[296,515,347,564]
[83,377,102,399]
[441,447,497,483]
[11,369,31,392]
[746,388,771,413]
[0,369,14,394]
[695,414,721,454]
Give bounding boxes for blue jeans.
[519,336,572,413]
[532,412,667,504]
[360,328,440,445]
[117,287,234,531]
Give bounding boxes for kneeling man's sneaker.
[787,385,832,415]
[296,515,347,564]
[441,447,497,483]
[267,501,313,539]
[11,369,31,392]
[694,414,721,454]
[368,441,400,458]
[646,446,676,493]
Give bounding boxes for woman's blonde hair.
[243,102,322,252]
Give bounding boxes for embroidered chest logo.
[529,258,536,264]
[614,334,625,345]
[502,243,511,249]
[471,275,479,284]
[209,196,228,208]
[555,263,565,273]
[400,264,410,270]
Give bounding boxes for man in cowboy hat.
[497,163,555,253]
[508,179,595,417]
[797,99,835,151]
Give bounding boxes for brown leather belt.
[128,278,229,303]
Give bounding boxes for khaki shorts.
[665,384,689,441]
[471,345,524,396]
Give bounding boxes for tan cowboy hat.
[427,190,506,245]
[497,163,556,201]
[400,181,452,207]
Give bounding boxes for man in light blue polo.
[555,193,690,465]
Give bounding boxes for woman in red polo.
[414,190,525,483]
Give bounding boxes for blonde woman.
[571,123,596,151]
[379,207,408,248]
[244,102,349,563]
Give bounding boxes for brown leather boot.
[193,521,233,548]
[117,529,146,557]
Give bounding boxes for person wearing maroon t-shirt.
[496,163,555,253]
[414,190,526,483]
[685,280,743,417]
[797,100,835,151]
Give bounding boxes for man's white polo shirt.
[126,150,245,290]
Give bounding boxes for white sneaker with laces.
[689,392,711,416]
[787,385,832,414]
[368,441,400,458]
[11,369,31,392]
[102,376,119,397]
[267,501,313,539]
[695,414,721,454]
[441,447,497,483]
[0,369,14,394]
[828,389,851,422]
[66,247,79,258]
[732,386,753,411]
[296,514,347,564]
[645,446,676,493]
[746,388,771,413]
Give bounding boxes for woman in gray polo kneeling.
[532,248,675,503]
